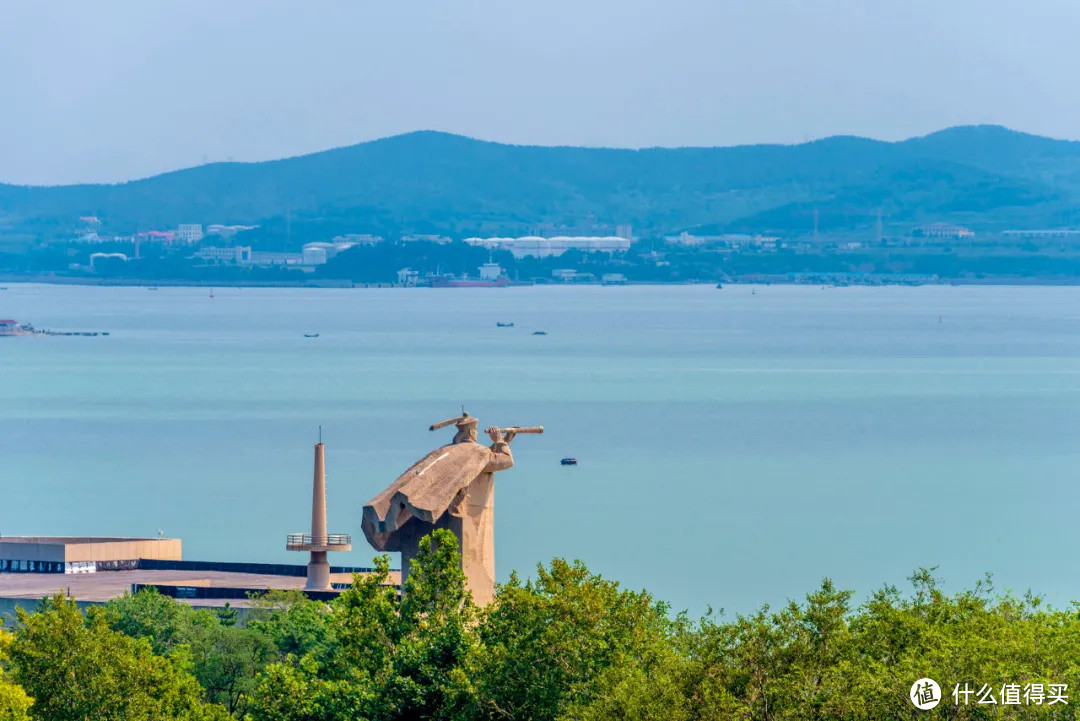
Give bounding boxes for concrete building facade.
[177,224,205,244]
[463,236,630,258]
[0,537,181,574]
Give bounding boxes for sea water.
[2,282,1079,615]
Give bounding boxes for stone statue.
[429,411,479,445]
[361,413,542,605]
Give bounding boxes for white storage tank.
[302,246,328,265]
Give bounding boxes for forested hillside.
[3,126,1080,240]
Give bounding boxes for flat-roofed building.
[464,235,630,258]
[250,251,303,266]
[177,224,204,244]
[914,223,974,239]
[333,234,384,245]
[192,246,252,264]
[402,234,452,244]
[0,536,182,574]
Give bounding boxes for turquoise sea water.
[2,282,1079,615]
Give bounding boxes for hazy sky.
[2,0,1077,185]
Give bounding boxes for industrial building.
[332,234,384,245]
[176,224,205,244]
[913,223,975,239]
[463,235,630,258]
[401,234,452,244]
[301,241,359,265]
[192,246,253,264]
[0,536,181,574]
[664,232,781,248]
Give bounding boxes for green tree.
[217,603,239,628]
[0,629,32,721]
[246,528,476,721]
[375,530,475,720]
[106,586,189,655]
[187,623,267,714]
[108,588,272,713]
[245,590,335,663]
[473,558,671,721]
[328,554,399,678]
[9,594,229,721]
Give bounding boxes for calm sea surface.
[2,282,1079,615]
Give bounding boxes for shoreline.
[5,273,1080,289]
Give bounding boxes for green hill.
[2,125,1079,240]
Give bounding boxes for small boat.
[715,283,723,289]
[147,286,159,291]
[560,457,578,466]
[532,330,547,336]
[209,289,215,299]
[304,333,320,338]
[496,322,515,327]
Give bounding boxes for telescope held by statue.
[428,415,542,436]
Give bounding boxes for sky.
[1,0,1078,185]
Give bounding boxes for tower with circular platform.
[286,437,351,590]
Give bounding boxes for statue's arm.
[484,427,515,471]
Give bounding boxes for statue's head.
[454,415,479,443]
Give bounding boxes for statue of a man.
[429,412,479,445]
[362,414,540,605]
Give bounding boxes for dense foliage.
[3,532,1080,719]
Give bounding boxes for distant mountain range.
[4,125,1080,240]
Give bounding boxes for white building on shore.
[300,241,359,266]
[464,235,630,258]
[177,224,204,244]
[192,246,253,264]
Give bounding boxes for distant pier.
[0,320,109,337]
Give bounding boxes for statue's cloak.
[362,442,493,552]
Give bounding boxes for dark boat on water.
[533,330,547,335]
[560,457,578,466]
[304,333,319,338]
[496,322,515,327]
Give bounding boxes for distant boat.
[304,333,320,338]
[147,286,159,291]
[532,330,547,336]
[496,322,515,327]
[209,288,215,299]
[715,283,723,289]
[560,458,578,466]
